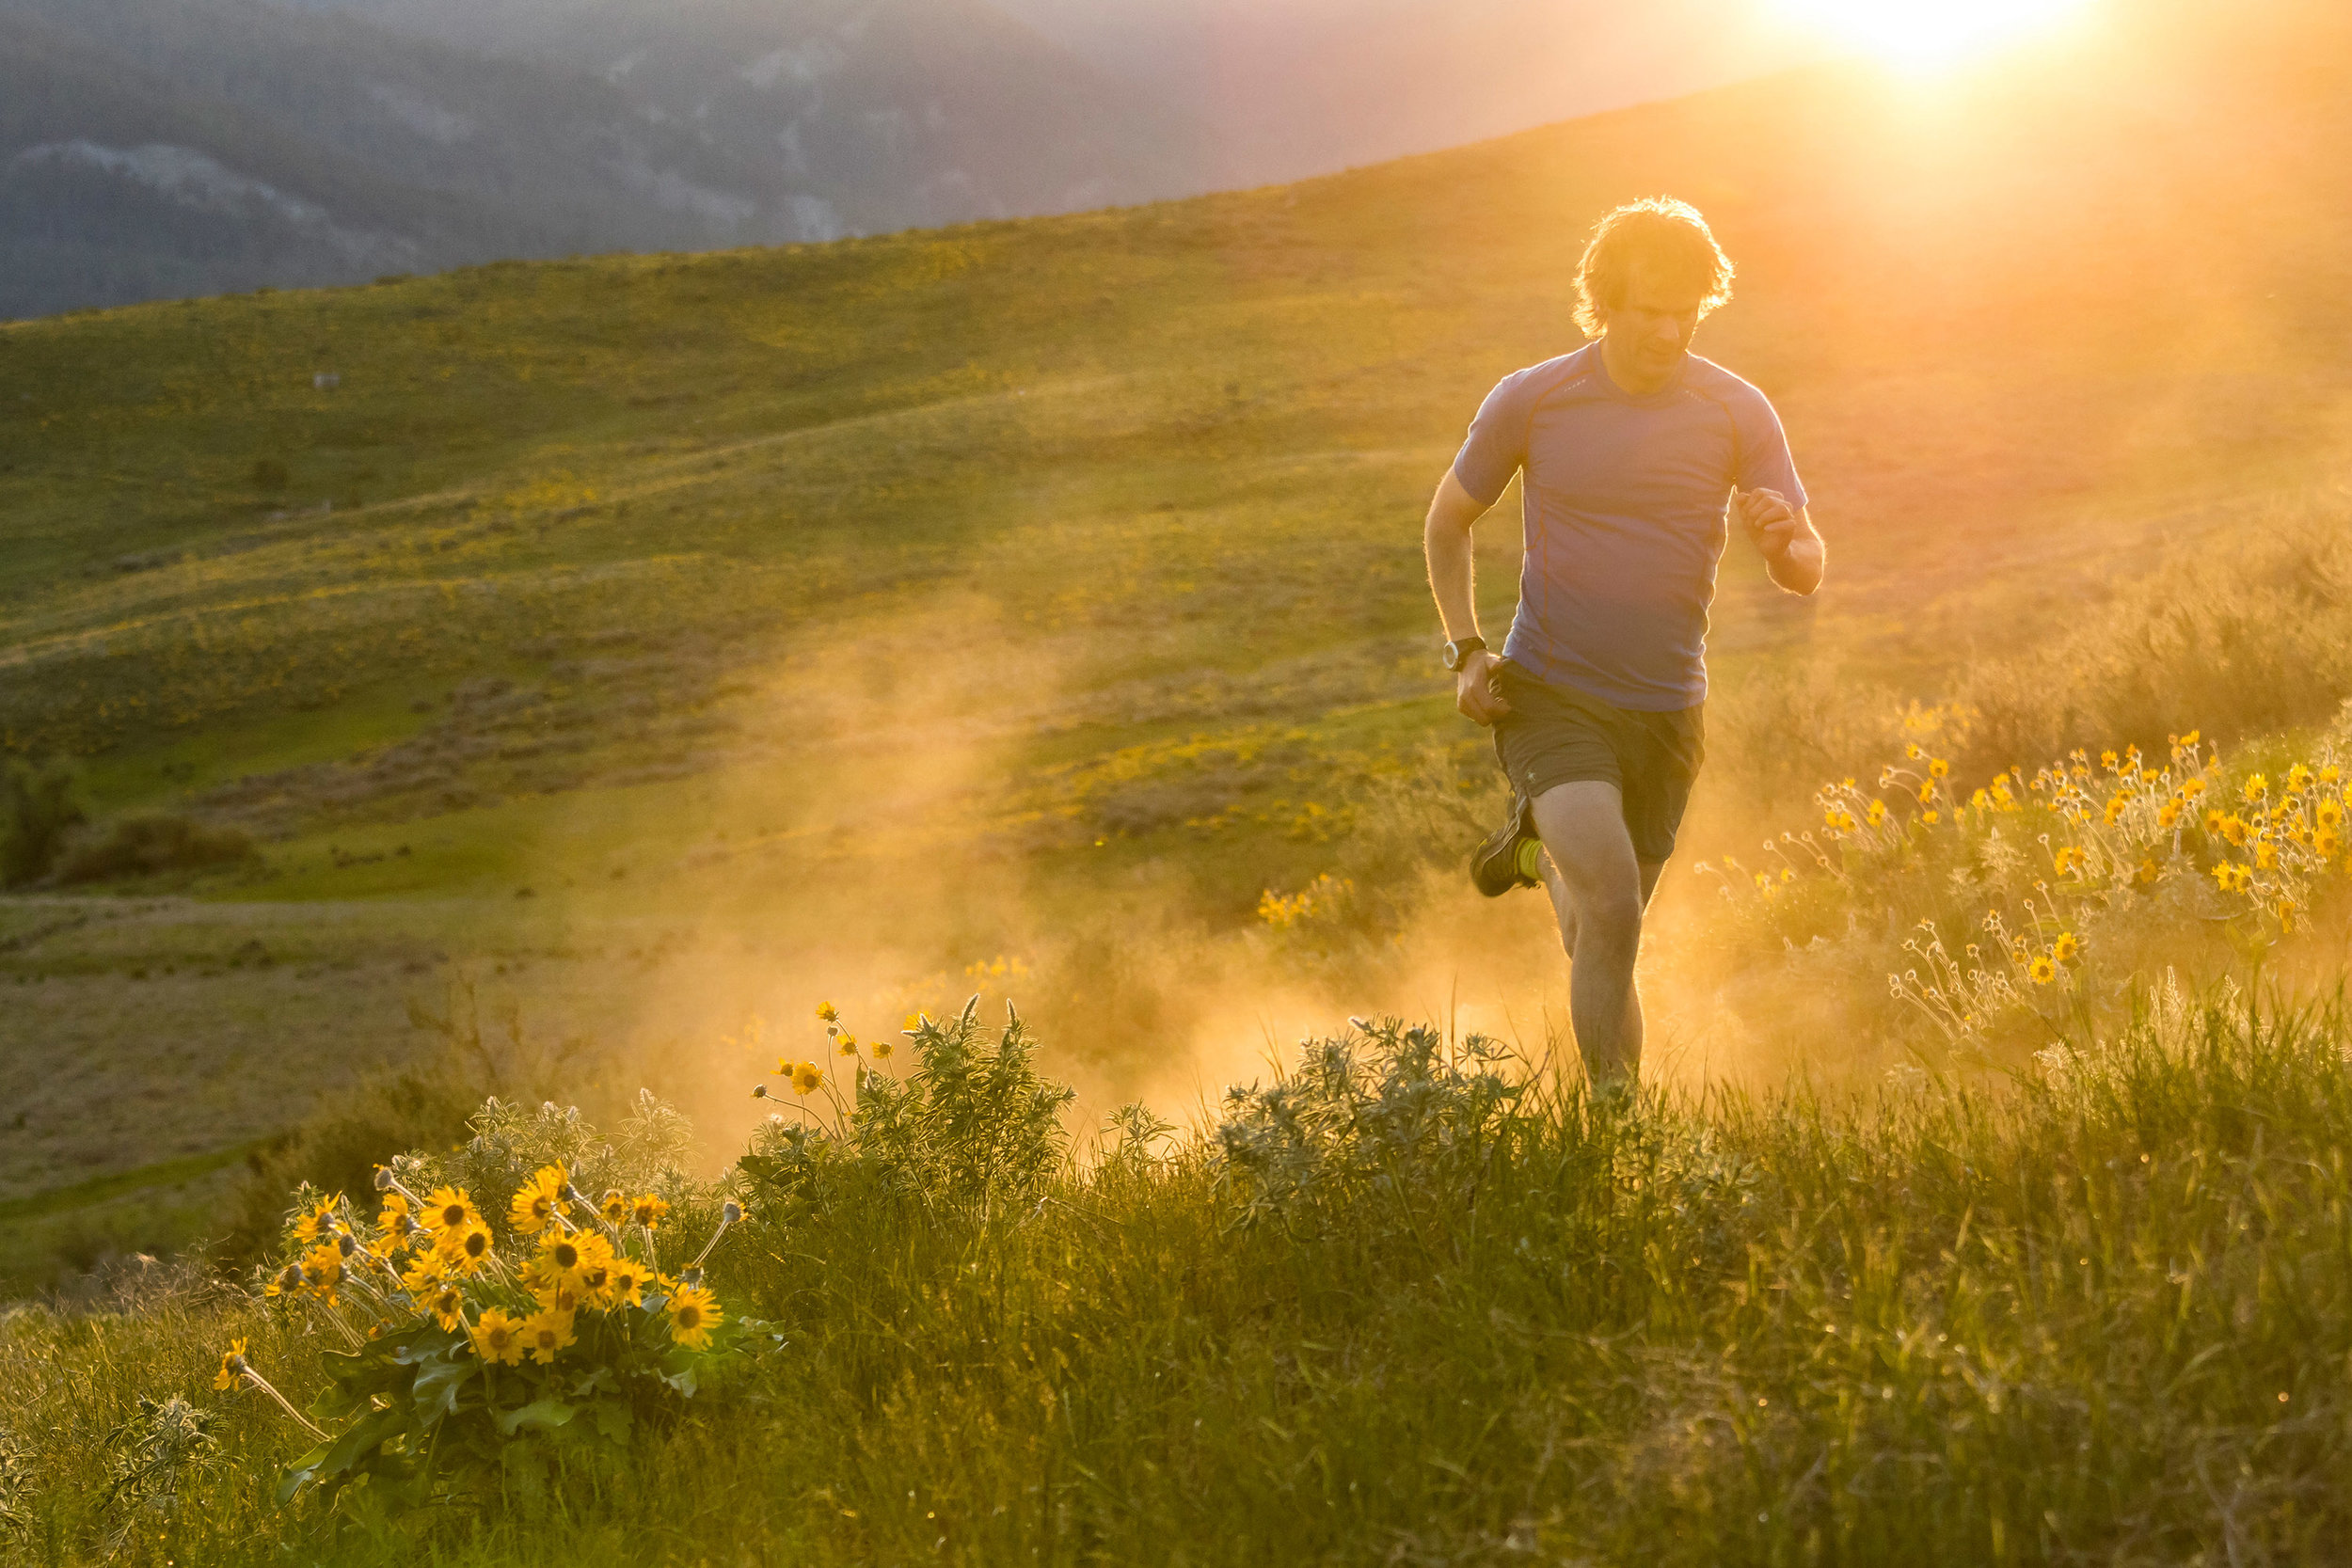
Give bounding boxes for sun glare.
[1773,0,2094,71]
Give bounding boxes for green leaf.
[495,1398,578,1435]
[591,1399,634,1442]
[411,1354,478,1424]
[277,1440,334,1506]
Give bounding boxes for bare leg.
[1528,783,1661,1085]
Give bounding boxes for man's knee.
[1575,884,1644,950]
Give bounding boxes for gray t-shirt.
[1453,342,1805,711]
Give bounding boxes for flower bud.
[722,1200,742,1226]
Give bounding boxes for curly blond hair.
[1572,197,1736,340]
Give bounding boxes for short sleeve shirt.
[1452,343,1805,711]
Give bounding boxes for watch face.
[1443,641,1463,671]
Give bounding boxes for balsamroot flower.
[508,1165,569,1235]
[790,1061,824,1096]
[631,1193,670,1231]
[666,1284,722,1351]
[520,1307,577,1366]
[440,1219,495,1275]
[600,1189,630,1227]
[291,1195,342,1246]
[604,1257,652,1307]
[422,1186,480,1240]
[215,1338,250,1391]
[425,1281,468,1333]
[528,1228,611,1295]
[471,1307,525,1366]
[2028,955,2058,985]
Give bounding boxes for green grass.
[0,1144,262,1226]
[8,992,2352,1563]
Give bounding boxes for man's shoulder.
[1491,344,1604,405]
[1679,355,1778,414]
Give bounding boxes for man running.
[1422,196,1824,1085]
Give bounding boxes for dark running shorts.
[1488,660,1705,863]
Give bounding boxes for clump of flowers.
[226,1111,754,1513]
[1708,721,2348,1040]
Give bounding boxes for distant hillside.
[0,0,1205,319]
[3,0,2348,834]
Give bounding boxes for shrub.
[738,997,1076,1228]
[53,814,255,884]
[1214,1017,1527,1243]
[0,757,84,886]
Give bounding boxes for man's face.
[1601,261,1706,380]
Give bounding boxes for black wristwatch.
[1441,636,1486,673]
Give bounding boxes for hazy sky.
[990,0,1820,180]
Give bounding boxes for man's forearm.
[1422,470,1490,639]
[1765,529,1825,595]
[1424,519,1481,640]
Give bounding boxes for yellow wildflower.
[2104,796,2128,825]
[422,1186,480,1240]
[1922,810,1941,825]
[2053,932,2080,964]
[605,1257,653,1308]
[837,1033,859,1057]
[2137,858,2159,885]
[301,1241,345,1304]
[529,1228,611,1295]
[2319,800,2344,831]
[520,1307,577,1366]
[2158,800,2182,830]
[214,1338,248,1392]
[424,1281,468,1333]
[2288,763,2313,793]
[2243,774,2268,802]
[291,1195,342,1246]
[2100,750,2118,768]
[509,1165,569,1236]
[630,1193,671,1231]
[471,1307,525,1366]
[1866,799,1886,827]
[2028,955,2058,985]
[600,1189,630,1227]
[816,1001,840,1022]
[439,1219,495,1275]
[874,1037,895,1059]
[790,1061,825,1096]
[2221,816,2250,847]
[1929,758,1950,779]
[667,1283,722,1351]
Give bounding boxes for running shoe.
[1470,792,1541,896]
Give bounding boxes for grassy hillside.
[5,0,2352,1291]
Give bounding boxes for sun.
[1772,0,2095,71]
